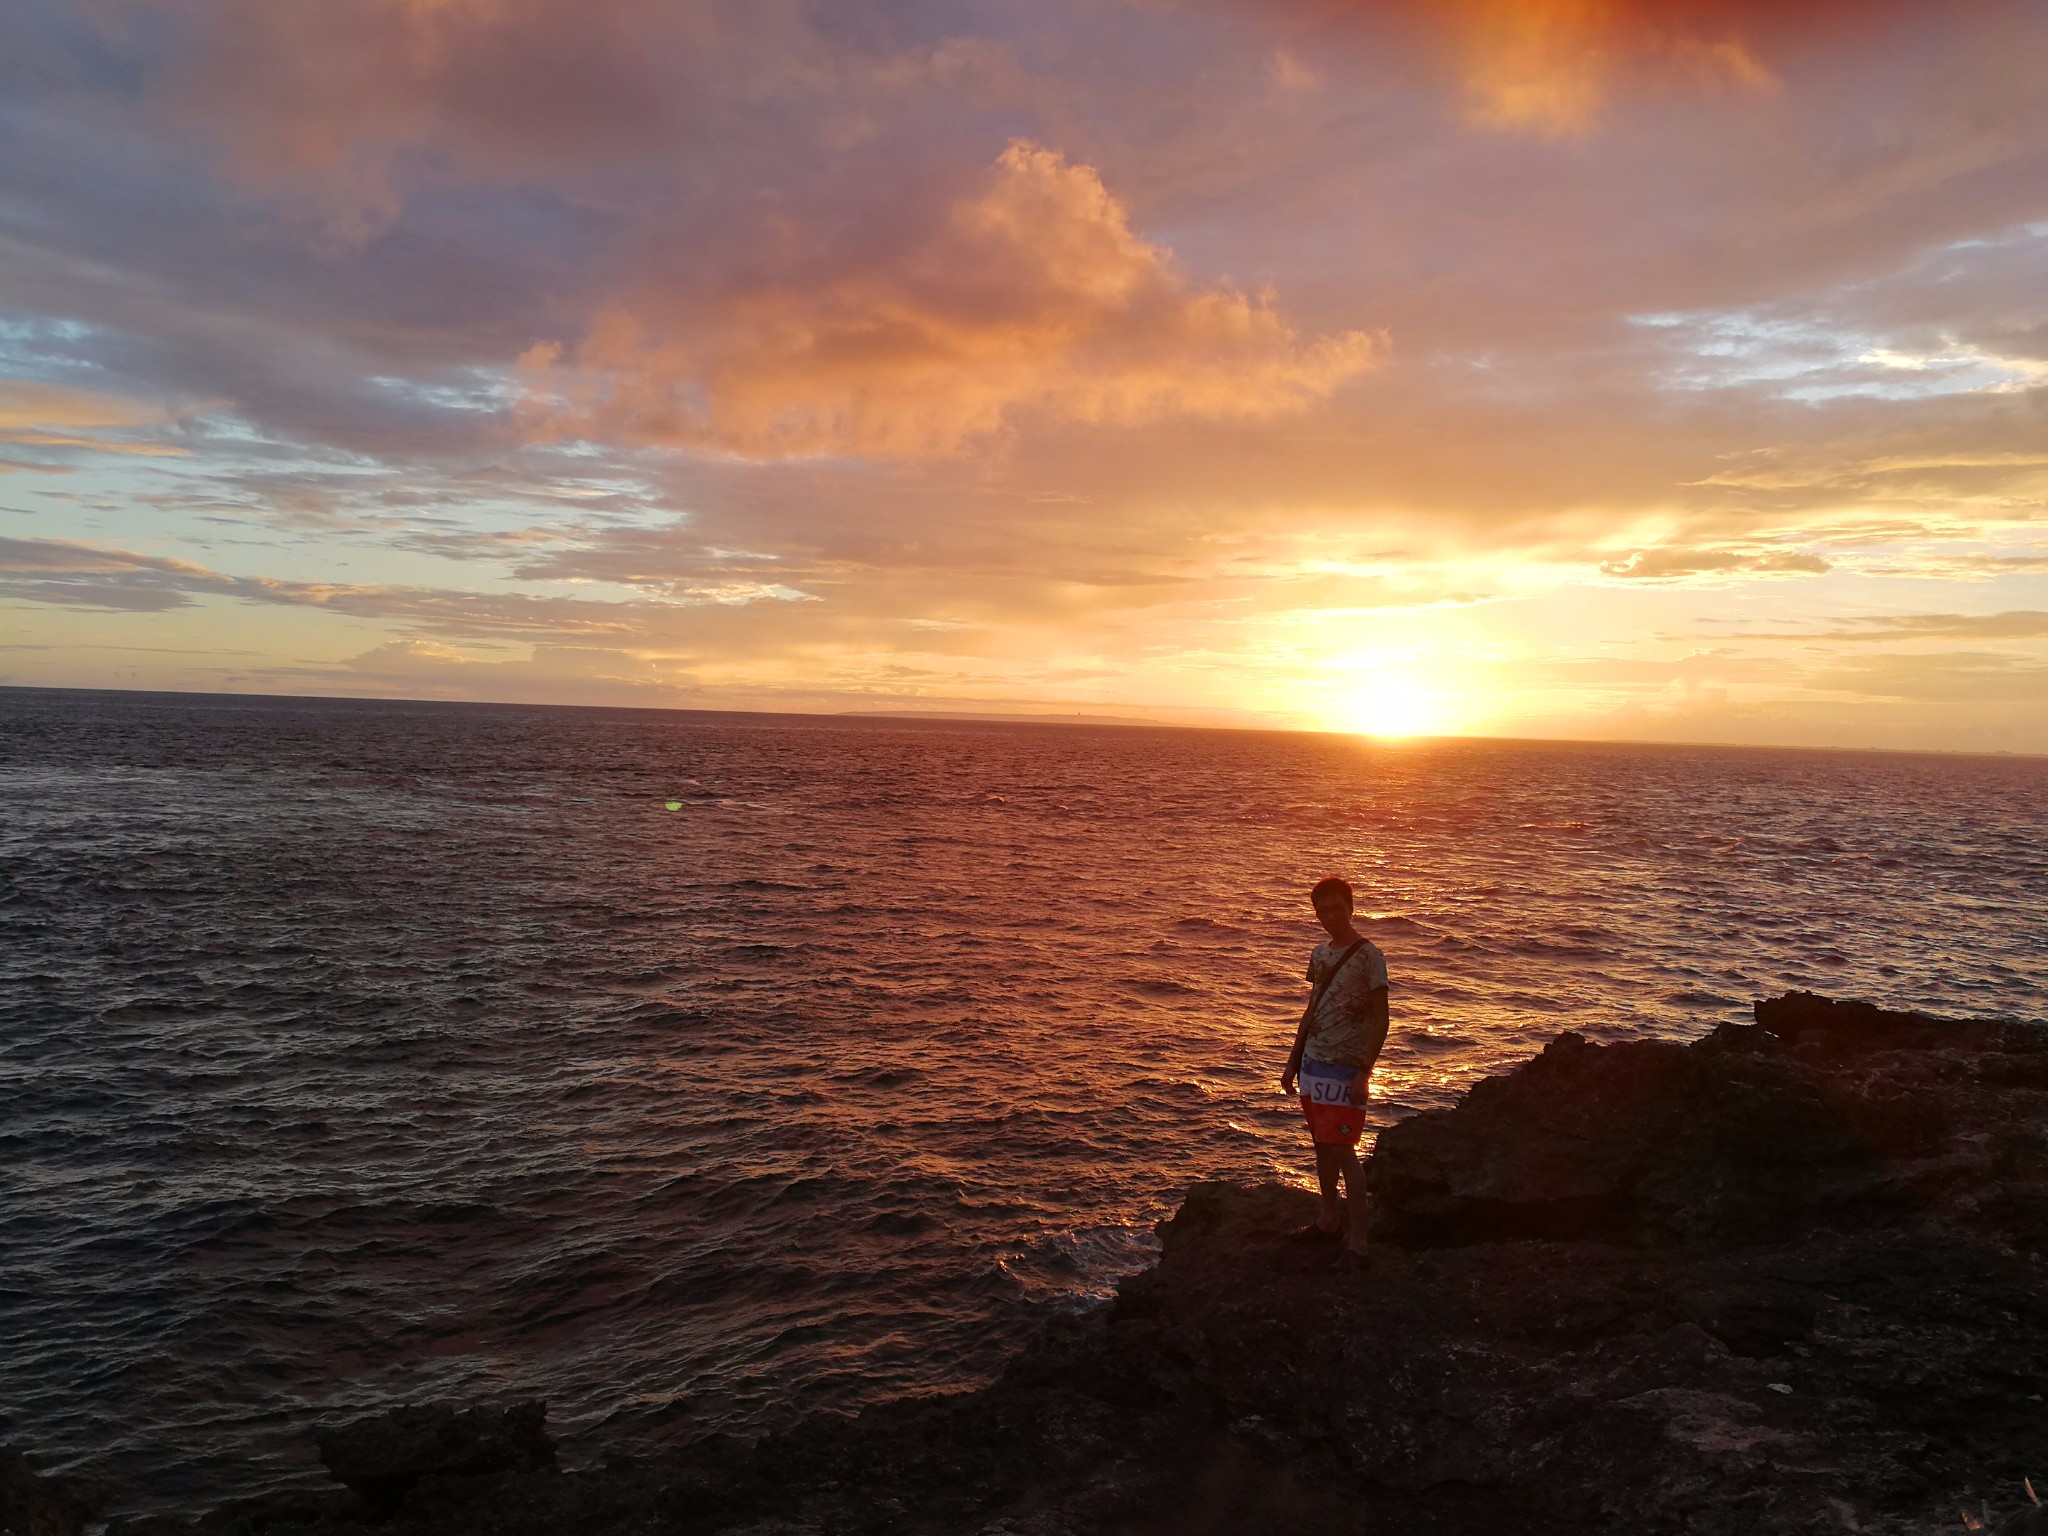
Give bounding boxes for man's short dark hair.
[1311,877,1353,910]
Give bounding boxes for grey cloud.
[496,514,1199,599]
[1837,548,2048,579]
[1599,548,1831,580]
[0,534,727,638]
[1736,610,2048,642]
[0,579,192,612]
[1524,650,1790,688]
[130,456,672,536]
[0,534,218,609]
[224,641,679,707]
[1814,650,2048,703]
[0,537,198,574]
[1853,610,2048,640]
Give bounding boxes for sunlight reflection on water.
[1,688,2043,1510]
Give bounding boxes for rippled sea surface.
[3,687,2044,1511]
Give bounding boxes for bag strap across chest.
[1307,937,1370,1017]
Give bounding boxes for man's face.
[1313,893,1354,941]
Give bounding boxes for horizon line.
[4,680,2043,766]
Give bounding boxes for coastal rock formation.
[1369,991,2048,1252]
[314,1401,556,1515]
[75,992,2048,1534]
[0,1446,103,1536]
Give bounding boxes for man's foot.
[1331,1246,1372,1272]
[1287,1221,1343,1244]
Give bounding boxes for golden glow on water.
[14,689,2047,1504]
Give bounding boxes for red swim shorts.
[1298,1058,1367,1147]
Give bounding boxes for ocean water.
[3,687,2043,1511]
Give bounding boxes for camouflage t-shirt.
[1301,937,1390,1069]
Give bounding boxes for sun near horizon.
[1327,674,1460,740]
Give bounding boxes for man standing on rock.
[1280,876,1390,1266]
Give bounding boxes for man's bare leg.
[1335,1144,1369,1253]
[1312,1144,1345,1232]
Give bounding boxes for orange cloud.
[518,141,1380,458]
[1444,0,1775,131]
[1284,0,1914,132]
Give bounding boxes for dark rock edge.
[10,991,2048,1536]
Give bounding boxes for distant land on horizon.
[835,708,1189,729]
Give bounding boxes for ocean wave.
[1,688,2042,1514]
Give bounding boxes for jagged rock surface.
[76,993,2048,1534]
[0,1445,103,1536]
[1369,991,2048,1252]
[314,1401,555,1515]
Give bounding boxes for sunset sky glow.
[4,0,2046,750]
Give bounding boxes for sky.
[2,0,2046,751]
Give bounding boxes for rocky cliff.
[13,992,2047,1536]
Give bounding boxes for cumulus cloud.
[518,141,1379,458]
